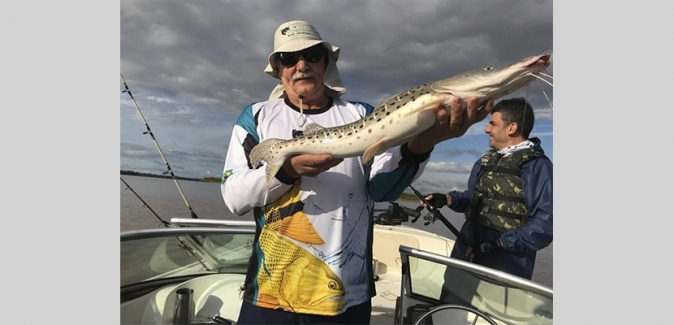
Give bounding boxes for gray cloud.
[442,148,483,159]
[425,162,475,174]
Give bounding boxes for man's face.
[484,112,512,150]
[277,45,327,98]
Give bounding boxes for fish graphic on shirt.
[255,182,346,314]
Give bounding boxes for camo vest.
[465,146,546,232]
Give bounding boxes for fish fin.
[278,212,325,245]
[256,293,281,309]
[362,137,389,165]
[303,123,326,135]
[264,156,286,191]
[401,95,446,118]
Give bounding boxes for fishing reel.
[420,211,439,226]
[374,202,424,226]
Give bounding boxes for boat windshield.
[121,224,256,288]
[400,246,553,325]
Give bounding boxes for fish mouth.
[523,53,551,68]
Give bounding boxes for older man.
[221,20,492,325]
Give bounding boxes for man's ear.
[507,122,519,136]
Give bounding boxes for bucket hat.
[264,20,347,99]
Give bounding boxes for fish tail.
[249,138,290,190]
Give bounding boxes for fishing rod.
[121,177,170,227]
[120,74,198,219]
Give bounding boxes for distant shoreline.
[120,170,220,183]
[120,170,420,201]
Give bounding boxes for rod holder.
[173,288,195,325]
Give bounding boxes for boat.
[120,201,553,325]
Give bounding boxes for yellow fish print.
[256,228,346,314]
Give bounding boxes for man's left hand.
[479,239,503,254]
[466,239,503,262]
[407,96,493,154]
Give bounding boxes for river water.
[120,174,552,288]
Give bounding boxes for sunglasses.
[277,45,326,67]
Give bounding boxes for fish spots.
[357,136,360,139]
[389,119,393,124]
[381,125,385,129]
[368,128,372,134]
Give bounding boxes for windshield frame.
[121,226,256,288]
[398,245,553,324]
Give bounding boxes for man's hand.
[421,193,450,208]
[407,96,493,154]
[282,153,343,178]
[466,239,503,262]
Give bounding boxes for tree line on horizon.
[120,170,421,199]
[120,170,220,183]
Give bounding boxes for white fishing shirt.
[221,97,429,315]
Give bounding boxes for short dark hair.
[492,97,535,139]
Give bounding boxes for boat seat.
[373,228,420,274]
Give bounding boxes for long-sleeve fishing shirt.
[221,96,431,316]
[447,137,553,280]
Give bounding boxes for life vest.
[465,146,546,233]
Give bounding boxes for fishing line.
[120,74,199,219]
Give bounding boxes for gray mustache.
[292,71,315,80]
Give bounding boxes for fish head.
[431,51,551,102]
[288,260,346,310]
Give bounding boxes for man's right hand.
[421,193,451,208]
[282,153,344,178]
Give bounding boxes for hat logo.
[279,25,315,37]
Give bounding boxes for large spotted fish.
[250,51,552,190]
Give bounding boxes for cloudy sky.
[120,0,553,194]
